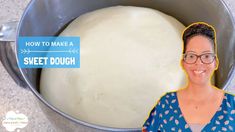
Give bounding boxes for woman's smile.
[190,68,208,82]
[187,63,213,84]
[192,69,206,75]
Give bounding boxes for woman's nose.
[195,57,204,64]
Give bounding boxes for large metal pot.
[0,0,235,131]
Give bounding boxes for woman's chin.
[189,77,210,86]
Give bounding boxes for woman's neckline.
[174,91,226,130]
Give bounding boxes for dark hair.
[182,22,216,54]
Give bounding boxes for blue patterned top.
[142,91,235,132]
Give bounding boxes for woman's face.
[182,35,217,85]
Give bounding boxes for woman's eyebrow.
[185,50,214,54]
[185,51,196,53]
[202,50,213,53]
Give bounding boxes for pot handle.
[0,21,28,88]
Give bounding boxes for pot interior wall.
[18,0,235,93]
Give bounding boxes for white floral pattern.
[143,92,235,132]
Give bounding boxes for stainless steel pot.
[0,0,235,131]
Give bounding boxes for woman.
[142,22,235,132]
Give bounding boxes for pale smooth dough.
[40,6,186,128]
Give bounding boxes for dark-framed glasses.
[183,53,216,64]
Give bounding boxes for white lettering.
[51,41,69,47]
[50,57,75,65]
[69,42,74,46]
[25,42,40,46]
[42,42,50,46]
[23,57,48,65]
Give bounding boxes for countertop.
[0,0,56,131]
[0,0,235,132]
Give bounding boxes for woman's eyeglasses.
[183,53,216,64]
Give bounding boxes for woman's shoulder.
[224,91,235,103]
[157,91,177,101]
[225,91,235,97]
[220,91,235,119]
[155,91,178,108]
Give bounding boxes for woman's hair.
[182,22,216,54]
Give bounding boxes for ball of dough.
[40,6,186,128]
